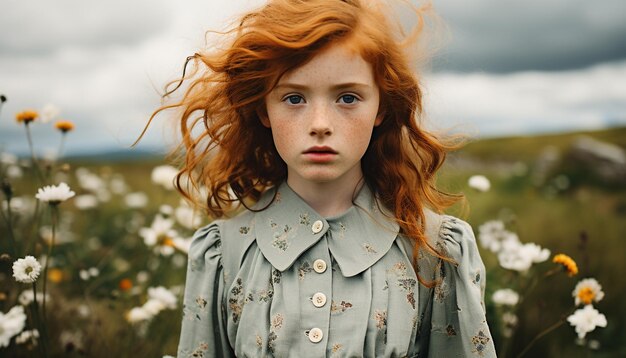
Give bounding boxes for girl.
[154,0,496,356]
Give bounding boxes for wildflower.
[12,256,42,283]
[523,243,551,263]
[0,305,27,347]
[59,330,84,351]
[119,278,133,291]
[468,175,491,192]
[478,221,520,253]
[572,278,604,306]
[553,254,578,276]
[48,268,64,283]
[492,288,519,306]
[175,202,203,229]
[566,305,607,339]
[15,110,38,124]
[77,304,91,318]
[148,286,177,310]
[0,152,17,165]
[126,307,152,323]
[74,194,98,210]
[172,237,192,254]
[151,165,178,190]
[18,291,50,306]
[15,329,39,345]
[139,215,179,256]
[124,192,148,208]
[35,182,75,204]
[79,267,100,281]
[160,204,174,216]
[40,104,60,123]
[54,120,74,133]
[143,299,165,315]
[75,168,105,192]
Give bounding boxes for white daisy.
[124,192,148,209]
[148,286,178,310]
[151,165,178,190]
[567,305,607,339]
[40,103,61,123]
[18,290,49,306]
[35,182,75,204]
[126,307,152,324]
[15,329,39,345]
[468,175,491,192]
[175,203,203,229]
[139,215,179,256]
[492,288,520,306]
[0,305,27,348]
[572,278,605,306]
[12,256,42,283]
[74,194,98,210]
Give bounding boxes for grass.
[1,126,624,357]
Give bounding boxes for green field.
[1,127,624,357]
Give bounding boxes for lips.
[304,146,338,154]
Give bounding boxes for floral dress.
[177,182,496,357]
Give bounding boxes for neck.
[287,175,364,218]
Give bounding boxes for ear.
[256,106,271,128]
[374,110,385,127]
[260,116,271,128]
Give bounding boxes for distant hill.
[456,126,626,163]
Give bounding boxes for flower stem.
[32,282,49,358]
[0,197,19,257]
[42,205,57,327]
[516,317,566,358]
[24,122,44,183]
[57,133,67,159]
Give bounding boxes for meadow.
[1,126,624,357]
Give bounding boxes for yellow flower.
[54,120,75,133]
[48,268,64,283]
[16,110,39,124]
[119,278,133,291]
[553,254,578,276]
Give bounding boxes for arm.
[177,222,234,357]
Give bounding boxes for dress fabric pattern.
[177,182,497,357]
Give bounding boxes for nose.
[308,101,333,137]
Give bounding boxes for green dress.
[177,182,496,357]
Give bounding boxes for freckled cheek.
[270,122,299,157]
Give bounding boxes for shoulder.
[422,210,480,263]
[189,208,258,273]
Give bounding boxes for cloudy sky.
[1,0,625,157]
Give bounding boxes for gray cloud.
[432,0,626,72]
[0,0,175,56]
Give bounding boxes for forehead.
[277,42,376,86]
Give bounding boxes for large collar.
[253,182,400,277]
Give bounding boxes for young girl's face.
[263,41,382,189]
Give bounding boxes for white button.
[311,220,324,234]
[313,259,327,273]
[312,292,327,307]
[308,327,323,343]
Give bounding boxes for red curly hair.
[144,0,461,283]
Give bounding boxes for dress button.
[308,327,323,343]
[313,259,327,273]
[311,220,324,234]
[312,292,327,307]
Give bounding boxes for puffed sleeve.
[428,216,497,357]
[177,221,234,357]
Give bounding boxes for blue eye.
[285,95,304,104]
[339,94,358,104]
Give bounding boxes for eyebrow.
[273,82,373,91]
